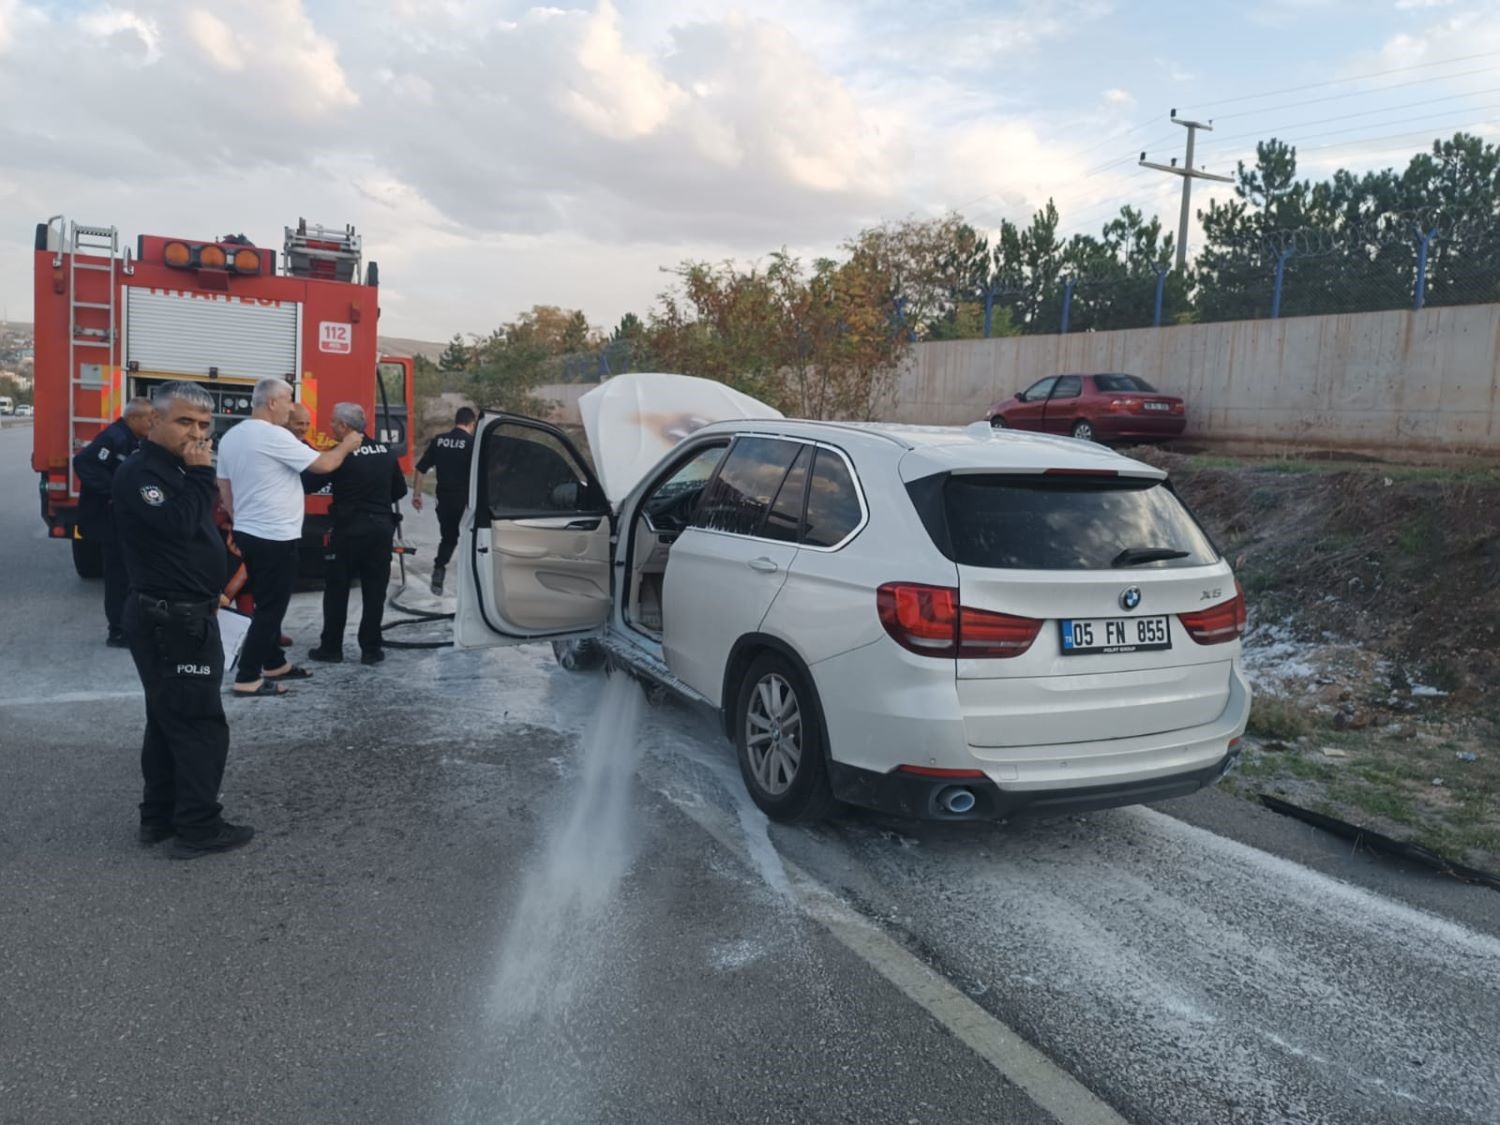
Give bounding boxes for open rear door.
[454,415,613,648]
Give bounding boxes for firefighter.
[74,397,155,646]
[411,406,476,595]
[112,381,254,858]
[306,402,407,665]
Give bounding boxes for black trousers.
[235,533,298,684]
[124,597,229,839]
[433,493,466,569]
[103,535,129,633]
[321,521,394,654]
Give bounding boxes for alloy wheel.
[1072,420,1095,441]
[745,672,803,796]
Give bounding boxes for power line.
[1214,122,1500,167]
[1206,104,1500,157]
[1209,64,1500,123]
[1180,49,1500,113]
[1197,89,1500,150]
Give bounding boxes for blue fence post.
[983,286,996,338]
[1060,276,1077,334]
[1152,262,1170,327]
[1270,247,1294,319]
[1413,224,1440,312]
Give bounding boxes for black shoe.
[168,822,255,860]
[430,565,446,596]
[307,646,344,663]
[106,630,128,648]
[137,823,175,845]
[360,649,386,665]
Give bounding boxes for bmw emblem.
[1119,586,1142,612]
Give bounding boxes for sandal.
[264,665,314,681]
[232,680,290,698]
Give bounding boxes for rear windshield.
[927,474,1218,570]
[1094,374,1157,393]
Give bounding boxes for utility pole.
[1139,111,1235,271]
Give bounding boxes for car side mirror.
[551,480,581,508]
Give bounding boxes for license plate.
[1144,401,1171,411]
[1059,616,1171,655]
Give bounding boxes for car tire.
[734,652,837,823]
[72,537,104,579]
[551,638,606,671]
[1071,419,1096,442]
[989,415,1006,429]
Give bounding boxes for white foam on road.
[485,672,647,1023]
[833,805,1500,1124]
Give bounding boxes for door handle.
[747,557,779,573]
[565,519,601,531]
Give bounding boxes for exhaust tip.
[938,786,977,815]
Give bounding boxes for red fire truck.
[32,216,415,578]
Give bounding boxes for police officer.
[113,381,254,859]
[74,397,155,646]
[306,402,407,665]
[411,406,476,595]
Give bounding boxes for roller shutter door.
[126,288,300,380]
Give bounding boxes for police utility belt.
[135,593,218,623]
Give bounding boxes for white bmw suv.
[456,373,1250,823]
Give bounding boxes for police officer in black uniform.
[411,406,476,595]
[306,402,408,665]
[113,381,254,859]
[74,397,154,646]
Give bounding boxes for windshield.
[922,473,1218,570]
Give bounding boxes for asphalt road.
[2,423,1498,1125]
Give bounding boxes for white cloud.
[184,10,244,72]
[1103,88,1135,106]
[79,6,162,65]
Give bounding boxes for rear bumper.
[1092,414,1186,440]
[812,637,1250,818]
[829,746,1240,822]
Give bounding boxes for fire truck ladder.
[56,220,121,499]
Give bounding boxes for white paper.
[217,608,252,670]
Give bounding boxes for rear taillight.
[1171,401,1185,414]
[1179,581,1246,644]
[1107,397,1141,413]
[877,583,1042,659]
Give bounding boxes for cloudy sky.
[1,0,1497,341]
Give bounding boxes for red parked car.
[986,373,1186,444]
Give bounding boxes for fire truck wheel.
[72,538,104,579]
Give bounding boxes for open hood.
[579,372,783,502]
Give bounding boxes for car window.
[1051,375,1083,399]
[1021,377,1057,403]
[642,443,728,532]
[1094,374,1158,393]
[484,422,598,515]
[802,448,863,548]
[936,475,1218,570]
[760,444,812,544]
[694,436,802,537]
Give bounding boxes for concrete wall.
[526,305,1500,456]
[894,303,1500,455]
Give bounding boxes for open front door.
[454,415,613,648]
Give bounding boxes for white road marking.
[2,689,140,708]
[674,796,1130,1125]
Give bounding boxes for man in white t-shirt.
[217,377,362,697]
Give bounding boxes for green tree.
[438,333,470,372]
